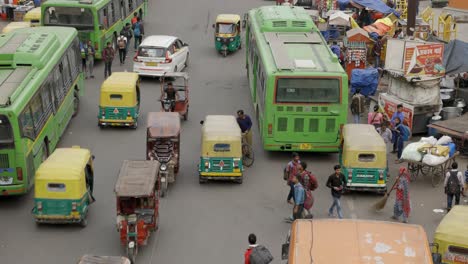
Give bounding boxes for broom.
[373,173,402,211]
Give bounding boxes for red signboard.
[379,95,414,130]
[404,44,445,77]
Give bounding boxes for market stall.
[344,28,370,79]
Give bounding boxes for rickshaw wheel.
[79,217,88,227]
[127,247,137,264]
[199,175,207,184]
[407,163,419,181]
[242,143,254,167]
[160,179,168,197]
[235,177,243,184]
[131,121,138,129]
[222,50,227,57]
[431,165,444,188]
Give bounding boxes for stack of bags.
[401,136,456,166]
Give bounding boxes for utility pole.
[406,0,418,37]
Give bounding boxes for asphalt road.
[0,0,467,263]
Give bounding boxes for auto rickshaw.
[78,255,131,264]
[212,14,242,57]
[32,147,95,227]
[159,72,189,120]
[98,72,140,128]
[146,112,180,197]
[1,21,31,34]
[433,205,468,264]
[340,124,388,194]
[115,160,160,264]
[282,219,443,263]
[199,115,243,184]
[23,7,41,26]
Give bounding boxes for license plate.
[0,177,13,185]
[145,62,157,66]
[356,174,374,178]
[299,143,311,150]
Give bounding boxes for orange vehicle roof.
[146,112,181,138]
[289,219,433,264]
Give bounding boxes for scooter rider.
[162,82,179,111]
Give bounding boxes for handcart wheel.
[420,165,431,176]
[431,165,444,187]
[242,143,254,167]
[160,177,168,197]
[407,163,419,181]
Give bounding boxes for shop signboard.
[403,43,445,77]
[379,94,414,130]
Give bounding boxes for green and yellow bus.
[245,6,348,152]
[0,27,84,196]
[41,0,147,59]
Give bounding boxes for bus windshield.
[217,23,235,34]
[276,78,340,103]
[44,7,94,29]
[0,115,14,146]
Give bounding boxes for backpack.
[400,124,411,141]
[250,245,273,264]
[118,37,126,49]
[304,190,314,210]
[446,171,461,195]
[133,23,141,37]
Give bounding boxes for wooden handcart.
[427,114,468,155]
[403,151,459,187]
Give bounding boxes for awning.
[329,11,351,26]
[338,0,399,16]
[443,40,468,75]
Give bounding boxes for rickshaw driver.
[163,82,179,111]
[236,110,253,147]
[147,139,178,169]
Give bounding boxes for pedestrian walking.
[291,174,305,220]
[236,110,253,147]
[102,42,115,79]
[131,12,138,25]
[368,105,384,128]
[117,32,127,65]
[244,233,273,264]
[390,104,405,153]
[393,117,410,162]
[133,17,144,51]
[326,165,346,219]
[122,23,133,54]
[373,36,383,68]
[85,40,95,79]
[350,90,365,124]
[444,162,464,211]
[285,152,301,204]
[464,165,468,197]
[298,162,318,217]
[80,41,87,73]
[391,167,411,223]
[377,123,393,153]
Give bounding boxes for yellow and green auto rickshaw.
[1,21,31,34]
[199,115,243,184]
[340,124,388,194]
[212,14,242,57]
[23,7,41,27]
[433,205,468,264]
[32,147,95,227]
[98,72,140,128]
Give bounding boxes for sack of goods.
[250,245,274,264]
[401,142,425,162]
[422,154,449,166]
[402,135,456,164]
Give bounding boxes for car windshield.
[138,47,166,58]
[44,7,94,29]
[217,23,235,34]
[0,115,14,147]
[276,78,340,103]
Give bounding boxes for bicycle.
[241,133,254,167]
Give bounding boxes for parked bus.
[0,27,84,196]
[40,0,147,59]
[245,6,348,152]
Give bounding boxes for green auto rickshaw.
[212,14,242,57]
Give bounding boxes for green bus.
[245,6,348,152]
[0,27,84,196]
[41,0,147,59]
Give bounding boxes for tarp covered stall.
[328,11,350,26]
[387,77,441,105]
[350,68,379,96]
[443,40,468,75]
[337,0,398,15]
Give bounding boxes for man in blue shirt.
[391,104,405,153]
[236,110,253,146]
[292,174,305,220]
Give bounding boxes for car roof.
[140,35,178,48]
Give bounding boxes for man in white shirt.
[444,162,464,211]
[117,32,128,65]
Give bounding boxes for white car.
[133,35,189,76]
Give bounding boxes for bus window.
[30,95,45,132]
[44,7,94,29]
[19,108,35,139]
[0,115,14,148]
[120,0,128,18]
[99,7,108,29]
[276,78,340,104]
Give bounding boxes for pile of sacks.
[401,136,457,166]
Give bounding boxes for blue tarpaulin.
[350,68,379,96]
[338,0,397,15]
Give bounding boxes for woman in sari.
[391,167,411,223]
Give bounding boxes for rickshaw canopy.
[35,147,91,199]
[215,14,241,24]
[146,112,181,138]
[2,21,31,33]
[434,205,468,246]
[342,124,387,168]
[115,160,159,198]
[78,255,131,264]
[100,72,139,107]
[289,219,434,263]
[201,115,242,157]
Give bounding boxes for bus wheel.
[72,92,80,117]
